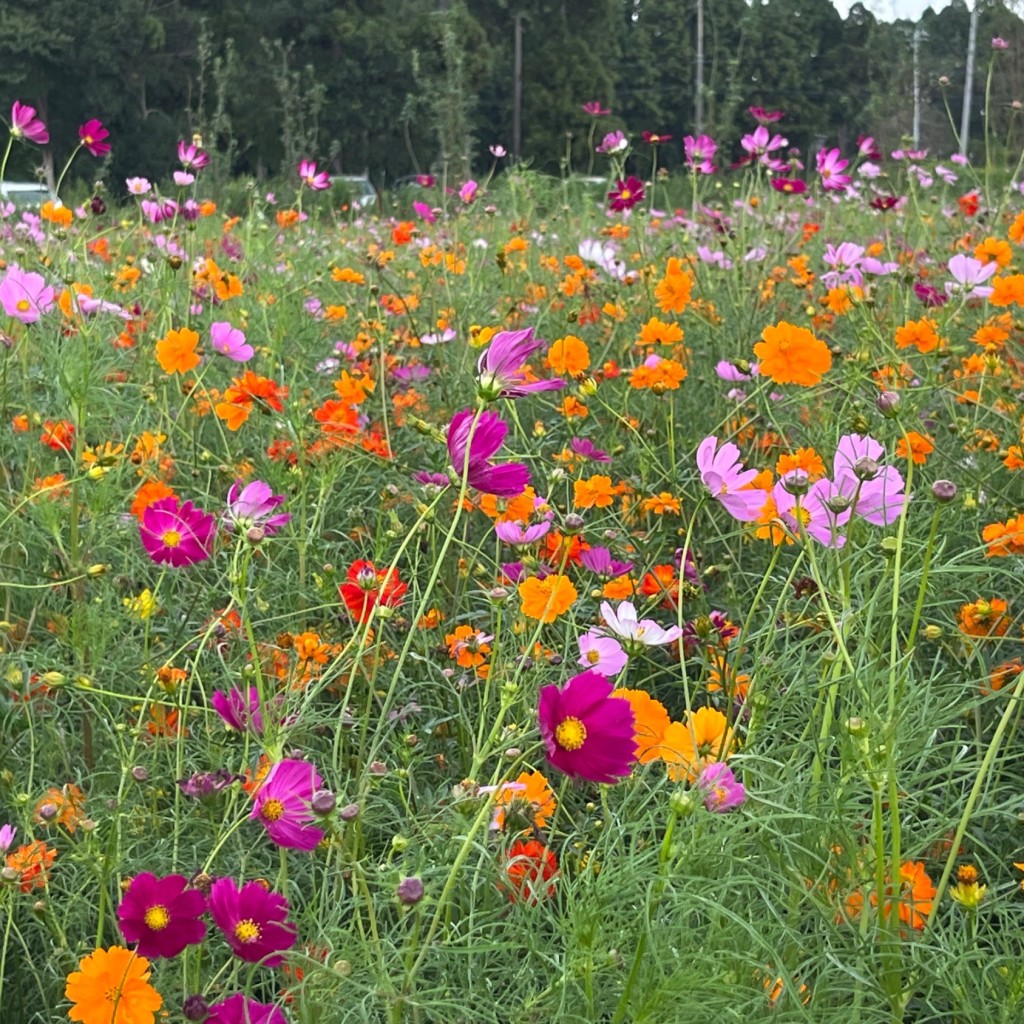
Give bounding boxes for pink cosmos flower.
[598,600,682,651]
[250,758,326,852]
[117,873,207,958]
[139,497,216,567]
[740,125,788,170]
[993,37,1009,50]
[489,144,507,158]
[582,101,611,116]
[577,630,629,676]
[607,176,645,212]
[412,200,436,223]
[211,686,270,735]
[772,479,850,548]
[495,517,552,545]
[447,409,530,497]
[209,321,254,362]
[225,479,291,535]
[173,170,195,187]
[78,119,110,157]
[206,995,288,1024]
[696,436,765,522]
[0,265,55,324]
[476,327,564,400]
[748,106,784,124]
[298,159,331,190]
[946,253,996,299]
[816,147,851,191]
[538,670,636,783]
[0,824,15,854]
[821,242,866,289]
[684,134,717,174]
[831,433,908,526]
[696,763,746,813]
[126,177,151,195]
[597,130,628,154]
[177,140,209,170]
[10,101,48,144]
[459,179,478,203]
[208,877,297,965]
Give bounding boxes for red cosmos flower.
[958,192,980,217]
[641,131,672,144]
[40,419,75,452]
[607,176,645,212]
[339,560,408,624]
[502,839,559,904]
[870,195,899,211]
[771,177,806,195]
[78,119,110,157]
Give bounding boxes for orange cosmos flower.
[957,598,1011,637]
[628,356,687,391]
[989,273,1024,307]
[661,706,736,783]
[974,236,1013,267]
[154,327,200,375]
[546,335,590,375]
[895,431,934,464]
[41,200,73,228]
[5,840,57,892]
[573,474,616,509]
[981,516,1024,557]
[753,321,831,386]
[130,480,176,520]
[638,317,684,346]
[641,492,681,515]
[894,317,942,353]
[33,783,86,832]
[654,257,693,313]
[215,372,287,431]
[40,419,75,452]
[445,624,492,671]
[518,574,578,622]
[491,770,556,832]
[776,447,825,480]
[613,689,672,764]
[65,946,163,1024]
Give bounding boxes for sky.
[831,0,953,19]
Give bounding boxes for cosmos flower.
[210,686,270,735]
[117,873,207,958]
[64,946,162,1024]
[206,995,288,1024]
[209,321,254,362]
[447,409,530,497]
[78,119,110,157]
[607,176,645,211]
[338,559,408,624]
[139,497,216,567]
[696,763,746,813]
[597,600,682,650]
[696,436,765,522]
[224,480,291,535]
[577,630,629,676]
[9,101,48,144]
[476,327,564,401]
[683,134,717,174]
[208,877,297,966]
[298,159,331,190]
[0,265,55,324]
[538,670,635,783]
[250,758,326,852]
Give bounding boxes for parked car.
[0,181,55,210]
[335,175,378,212]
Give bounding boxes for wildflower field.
[4,103,1024,1024]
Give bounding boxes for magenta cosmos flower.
[250,758,326,851]
[78,119,110,157]
[211,686,269,735]
[298,159,331,190]
[139,497,217,567]
[696,763,746,813]
[447,409,530,497]
[607,176,645,211]
[9,101,48,144]
[538,670,636,783]
[207,995,288,1024]
[684,134,717,174]
[0,265,55,324]
[816,147,852,191]
[582,101,611,116]
[178,139,209,170]
[225,479,291,535]
[771,176,806,195]
[117,872,207,958]
[210,321,254,362]
[476,327,564,401]
[209,877,297,965]
[696,436,765,522]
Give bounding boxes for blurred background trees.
[1,0,1023,188]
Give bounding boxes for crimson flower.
[78,119,110,157]
[207,995,288,1024]
[581,101,610,116]
[502,840,559,903]
[771,177,806,195]
[642,131,672,144]
[117,873,207,958]
[607,176,645,212]
[339,559,408,624]
[209,877,297,966]
[538,670,635,783]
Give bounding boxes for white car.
[336,175,378,212]
[0,181,55,210]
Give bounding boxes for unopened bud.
[245,525,265,544]
[781,470,809,495]
[932,479,957,503]
[923,624,943,640]
[853,456,880,480]
[876,391,901,417]
[87,563,109,578]
[311,789,336,815]
[397,876,424,905]
[131,766,148,782]
[339,802,360,821]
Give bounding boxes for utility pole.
[513,10,523,159]
[913,24,925,149]
[695,0,704,134]
[960,1,979,156]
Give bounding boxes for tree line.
[2,0,1024,191]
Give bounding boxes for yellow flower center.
[234,918,262,944]
[620,189,632,201]
[162,529,182,548]
[585,650,600,664]
[16,299,30,312]
[84,135,94,144]
[144,904,170,931]
[555,716,587,751]
[260,797,285,822]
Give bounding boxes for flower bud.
[339,802,360,821]
[87,563,109,578]
[932,479,957,503]
[182,995,210,1021]
[131,766,148,782]
[780,470,809,495]
[853,456,880,480]
[391,835,410,852]
[563,513,586,534]
[923,624,943,640]
[37,803,57,822]
[311,789,336,815]
[246,525,266,545]
[397,876,424,905]
[876,390,901,417]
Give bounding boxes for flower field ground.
[4,113,1024,1024]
